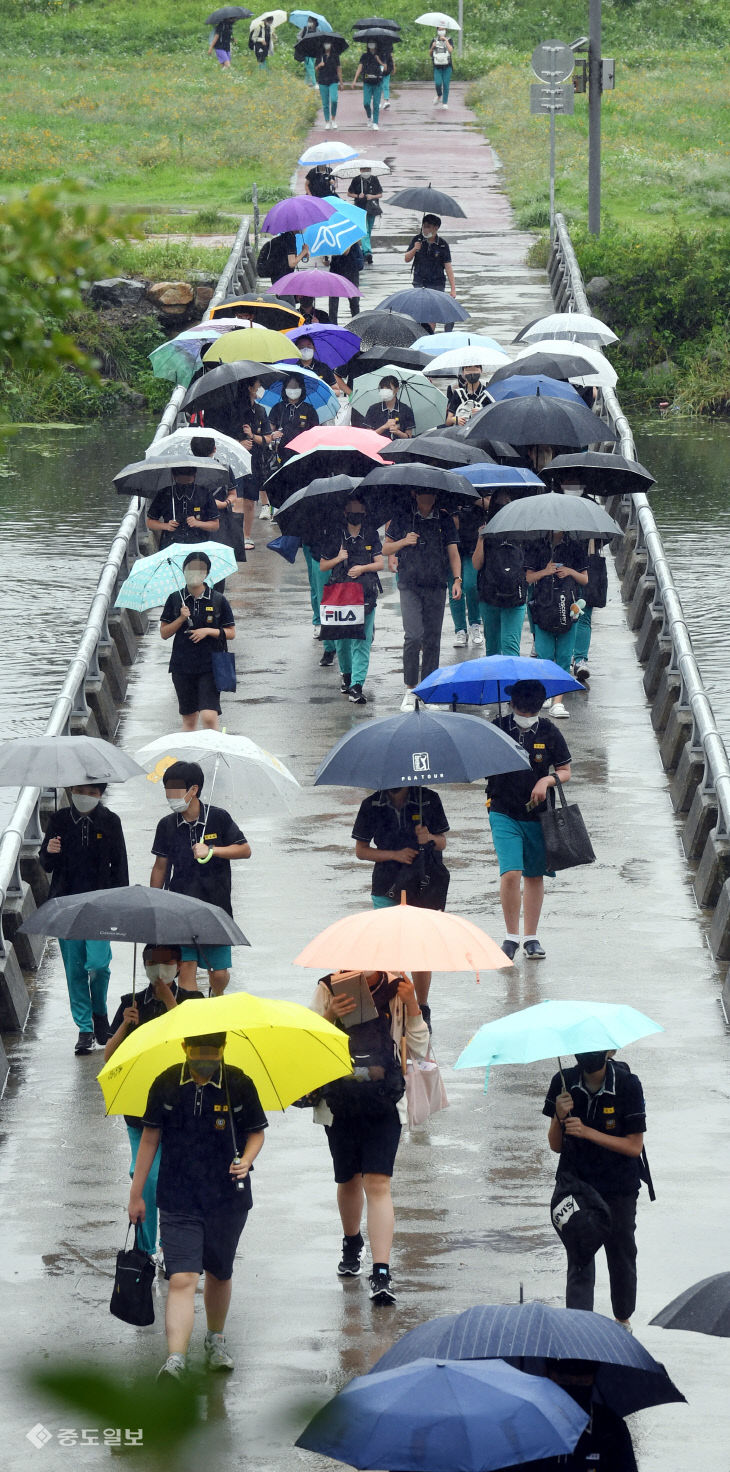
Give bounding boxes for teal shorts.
[179,944,232,971]
[371,894,397,909]
[489,810,553,878]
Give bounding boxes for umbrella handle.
[558,1055,566,1091]
[131,942,137,1003]
[196,760,219,864]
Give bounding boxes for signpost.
[530,42,575,239]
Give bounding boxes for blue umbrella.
[115,541,237,612]
[455,998,662,1075]
[283,322,360,369]
[314,707,530,789]
[266,534,301,563]
[261,365,338,423]
[296,1356,589,1471]
[302,212,367,257]
[377,287,471,325]
[322,193,368,230]
[412,331,503,355]
[488,373,583,403]
[454,463,545,492]
[371,1304,686,1418]
[415,655,586,707]
[289,9,332,28]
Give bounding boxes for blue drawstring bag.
[267,535,301,564]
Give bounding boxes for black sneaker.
[420,1002,432,1034]
[348,683,366,704]
[369,1269,396,1305]
[337,1234,364,1277]
[500,939,519,962]
[320,650,336,667]
[523,938,546,959]
[574,661,591,680]
[74,1031,94,1055]
[92,1012,111,1045]
[340,673,351,694]
[366,252,373,265]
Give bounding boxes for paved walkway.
[2,84,730,1472]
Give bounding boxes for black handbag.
[110,1224,155,1326]
[387,843,450,911]
[585,548,608,608]
[540,774,596,871]
[551,1171,612,1269]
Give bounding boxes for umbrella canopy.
[302,214,366,257]
[289,9,332,29]
[517,311,618,348]
[113,458,226,498]
[415,11,461,28]
[483,492,622,541]
[353,309,423,349]
[413,331,505,356]
[299,141,360,165]
[135,730,299,815]
[202,327,302,365]
[350,366,448,435]
[442,421,519,462]
[415,655,585,707]
[514,340,618,388]
[276,475,367,540]
[354,16,401,28]
[387,185,465,218]
[384,434,487,468]
[264,445,386,507]
[286,424,389,456]
[180,360,288,415]
[148,325,229,387]
[271,268,360,299]
[462,396,618,451]
[371,1303,686,1419]
[295,899,512,977]
[489,350,602,387]
[377,287,470,325]
[206,7,252,23]
[455,999,662,1076]
[542,450,656,496]
[332,157,391,177]
[0,736,143,789]
[284,323,360,369]
[295,29,348,56]
[488,374,583,404]
[455,463,544,491]
[353,26,402,40]
[360,462,481,522]
[206,297,302,330]
[144,427,251,481]
[21,885,247,947]
[115,541,237,612]
[650,1274,730,1337]
[425,345,510,377]
[97,991,352,1117]
[296,1356,588,1472]
[250,9,287,27]
[349,346,431,378]
[261,196,335,234]
[321,193,369,229]
[314,707,530,789]
[261,365,339,422]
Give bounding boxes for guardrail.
[549,214,730,995]
[0,214,256,1089]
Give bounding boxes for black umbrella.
[181,360,288,414]
[377,287,470,326]
[353,16,401,28]
[205,6,253,22]
[353,309,423,349]
[348,346,432,380]
[489,351,600,386]
[275,475,364,540]
[264,446,385,508]
[295,30,349,57]
[541,451,656,497]
[387,185,466,219]
[482,491,622,541]
[208,296,302,329]
[21,884,248,946]
[315,708,529,789]
[440,422,519,461]
[461,395,618,451]
[113,457,228,498]
[360,462,481,523]
[352,27,402,40]
[650,1273,730,1337]
[383,435,489,468]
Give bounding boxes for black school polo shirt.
[269,398,319,448]
[39,805,129,898]
[320,527,382,612]
[364,399,416,441]
[387,507,457,589]
[143,1063,267,1213]
[543,1061,647,1195]
[110,985,205,1128]
[160,586,234,675]
[147,487,219,549]
[352,789,449,896]
[151,803,245,916]
[408,233,451,289]
[487,715,571,821]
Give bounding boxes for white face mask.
[512,712,539,730]
[255,385,265,399]
[145,963,178,985]
[379,387,395,402]
[367,42,376,50]
[166,793,190,813]
[300,347,314,361]
[72,793,99,814]
[184,566,207,587]
[437,28,446,36]
[285,387,301,400]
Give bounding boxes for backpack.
[257,236,290,281]
[323,1005,405,1119]
[477,540,526,608]
[585,547,608,608]
[530,572,573,634]
[362,52,384,82]
[431,37,452,66]
[550,1171,612,1269]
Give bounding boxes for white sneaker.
[157,1353,187,1382]
[542,698,552,709]
[453,629,468,647]
[204,1331,235,1371]
[442,103,449,110]
[400,690,417,712]
[551,701,569,719]
[258,503,272,520]
[372,122,379,130]
[383,99,390,108]
[469,623,485,646]
[312,624,322,639]
[433,96,441,106]
[325,120,331,130]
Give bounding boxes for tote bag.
[404,1046,449,1129]
[540,773,596,871]
[110,1224,155,1327]
[320,580,365,640]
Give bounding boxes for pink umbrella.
[286,425,391,456]
[270,270,361,299]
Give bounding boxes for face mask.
[145,963,178,985]
[422,230,435,240]
[72,793,99,814]
[255,386,265,399]
[347,513,364,525]
[188,1059,220,1081]
[576,1051,608,1074]
[512,712,539,730]
[300,347,314,361]
[438,28,446,36]
[166,793,190,813]
[367,42,376,50]
[379,387,394,401]
[324,42,331,49]
[285,387,301,401]
[369,973,400,1009]
[465,373,481,385]
[184,566,207,587]
[360,171,370,179]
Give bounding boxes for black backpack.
[530,572,573,634]
[477,540,526,608]
[550,1171,612,1269]
[324,1011,405,1119]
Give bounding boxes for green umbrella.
[349,366,447,435]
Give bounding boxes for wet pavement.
[3,84,730,1472]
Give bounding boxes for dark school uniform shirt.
[487,715,571,822]
[329,247,361,283]
[359,49,385,82]
[408,233,451,290]
[259,230,296,283]
[348,174,382,202]
[525,535,589,586]
[448,382,491,420]
[364,398,415,441]
[160,585,234,676]
[215,19,233,49]
[352,789,449,897]
[320,526,383,613]
[235,399,272,488]
[151,802,245,916]
[454,502,484,560]
[386,506,457,589]
[543,1060,647,1196]
[306,166,336,198]
[316,50,340,84]
[109,983,203,1128]
[39,805,129,899]
[143,1063,267,1214]
[269,398,318,451]
[147,486,219,550]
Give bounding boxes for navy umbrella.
[370,1303,686,1418]
[454,463,544,493]
[488,374,583,404]
[650,1272,730,1337]
[376,287,471,325]
[314,707,530,789]
[351,309,423,349]
[385,435,489,468]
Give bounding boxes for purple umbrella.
[282,323,361,369]
[270,269,361,299]
[262,196,336,234]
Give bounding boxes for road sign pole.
[457,0,463,57]
[588,0,602,234]
[549,108,556,240]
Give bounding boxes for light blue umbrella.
[261,364,338,423]
[289,10,332,29]
[412,331,506,355]
[322,194,368,230]
[115,541,237,612]
[302,213,366,257]
[455,998,662,1091]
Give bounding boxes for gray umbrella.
[0,735,144,788]
[113,458,227,498]
[351,309,423,349]
[482,491,622,541]
[462,395,618,450]
[21,885,248,946]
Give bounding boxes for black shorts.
[171,669,221,717]
[159,1205,249,1281]
[325,1108,402,1183]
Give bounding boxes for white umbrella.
[424,344,510,376]
[514,339,618,389]
[249,8,287,28]
[415,11,461,28]
[331,159,391,177]
[518,312,618,348]
[135,730,300,815]
[299,141,360,166]
[145,427,251,480]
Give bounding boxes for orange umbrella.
[294,894,511,980]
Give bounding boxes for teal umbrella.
[349,365,447,434]
[115,540,237,612]
[322,194,368,231]
[148,324,228,387]
[455,999,662,1090]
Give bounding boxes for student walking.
[249,16,273,67]
[208,17,234,67]
[352,42,386,130]
[382,492,462,711]
[363,375,415,439]
[430,26,454,108]
[39,784,129,1054]
[269,373,319,462]
[128,1029,267,1379]
[328,242,363,324]
[315,38,342,128]
[319,496,384,705]
[348,165,384,263]
[526,533,588,718]
[146,467,220,551]
[472,492,528,655]
[446,365,492,424]
[159,550,235,732]
[448,498,484,648]
[233,377,273,549]
[298,14,319,85]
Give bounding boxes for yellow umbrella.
[97,991,352,1115]
[203,326,303,365]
